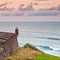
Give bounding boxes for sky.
[0,0,60,9]
[0,0,60,22]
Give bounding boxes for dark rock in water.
[40,46,53,50]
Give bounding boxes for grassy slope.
[4,43,60,60]
[35,54,60,60]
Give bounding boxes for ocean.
[0,22,60,56]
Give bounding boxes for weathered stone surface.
[0,31,18,60]
[0,48,4,60]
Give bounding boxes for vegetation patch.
[35,54,60,60]
[24,43,40,51]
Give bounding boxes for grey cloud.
[0,2,14,11]
[18,3,34,11]
[0,6,15,11]
[0,2,12,7]
[0,11,13,16]
[27,10,60,16]
[1,9,60,16]
[18,4,25,10]
[47,5,60,11]
[56,5,60,10]
[27,5,60,16]
[0,2,7,7]
[0,11,24,16]
[18,5,60,16]
[13,11,25,16]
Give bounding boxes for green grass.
[35,53,60,60]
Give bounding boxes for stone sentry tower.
[15,27,19,36]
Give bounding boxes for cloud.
[0,6,14,11]
[18,5,60,16]
[18,3,34,11]
[18,4,25,10]
[0,2,7,7]
[13,11,25,16]
[0,2,14,11]
[34,0,48,1]
[27,10,60,16]
[0,2,12,7]
[27,5,60,16]
[48,5,60,11]
[0,4,60,16]
[1,9,60,16]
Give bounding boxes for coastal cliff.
[4,43,60,60]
